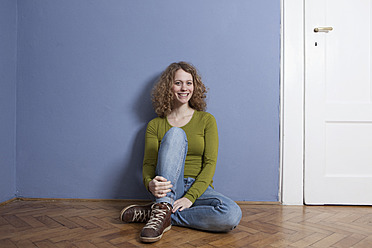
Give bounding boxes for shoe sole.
[119,203,152,223]
[139,225,172,243]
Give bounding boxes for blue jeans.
[153,127,242,232]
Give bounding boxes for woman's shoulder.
[145,116,166,134]
[194,111,216,123]
[195,110,215,118]
[147,116,166,126]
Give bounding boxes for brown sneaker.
[140,203,172,243]
[120,203,152,223]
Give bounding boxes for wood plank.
[33,240,57,248]
[17,215,46,228]
[14,239,38,247]
[289,232,329,248]
[311,233,348,248]
[0,239,17,248]
[35,215,63,228]
[3,215,31,229]
[332,233,368,248]
[67,216,98,229]
[51,215,80,229]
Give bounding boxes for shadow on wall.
[112,75,159,199]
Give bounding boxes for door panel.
[305,0,372,204]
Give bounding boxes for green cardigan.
[142,111,219,203]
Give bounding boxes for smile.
[178,93,189,97]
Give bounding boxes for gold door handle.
[314,27,333,33]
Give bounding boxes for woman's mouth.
[178,93,189,97]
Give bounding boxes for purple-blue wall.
[10,0,280,202]
[0,0,17,203]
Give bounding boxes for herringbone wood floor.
[0,199,372,247]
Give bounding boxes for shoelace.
[132,209,151,222]
[143,207,168,230]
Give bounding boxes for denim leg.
[155,127,188,206]
[171,180,242,232]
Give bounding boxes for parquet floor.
[0,200,372,248]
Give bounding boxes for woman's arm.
[142,121,158,191]
[143,120,173,198]
[183,113,219,203]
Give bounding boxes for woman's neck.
[168,104,194,119]
[167,104,195,127]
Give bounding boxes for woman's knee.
[209,200,242,232]
[168,126,186,136]
[163,127,187,143]
[220,202,242,232]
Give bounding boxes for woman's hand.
[172,197,192,213]
[149,176,173,198]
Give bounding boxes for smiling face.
[171,69,194,107]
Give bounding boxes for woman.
[120,62,242,243]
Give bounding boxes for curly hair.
[151,62,207,118]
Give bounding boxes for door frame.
[280,0,305,205]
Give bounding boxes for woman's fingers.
[153,178,172,191]
[172,197,192,213]
[149,176,173,198]
[153,183,172,195]
[155,190,170,197]
[154,176,168,182]
[155,184,172,191]
[172,205,180,212]
[173,203,183,213]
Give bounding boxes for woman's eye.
[187,82,193,85]
[175,82,181,86]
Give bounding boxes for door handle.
[314,27,333,33]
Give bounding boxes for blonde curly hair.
[151,62,207,118]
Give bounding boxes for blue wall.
[0,0,17,203]
[13,0,280,201]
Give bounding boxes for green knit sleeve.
[142,120,158,191]
[184,113,219,203]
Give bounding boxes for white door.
[305,0,372,205]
